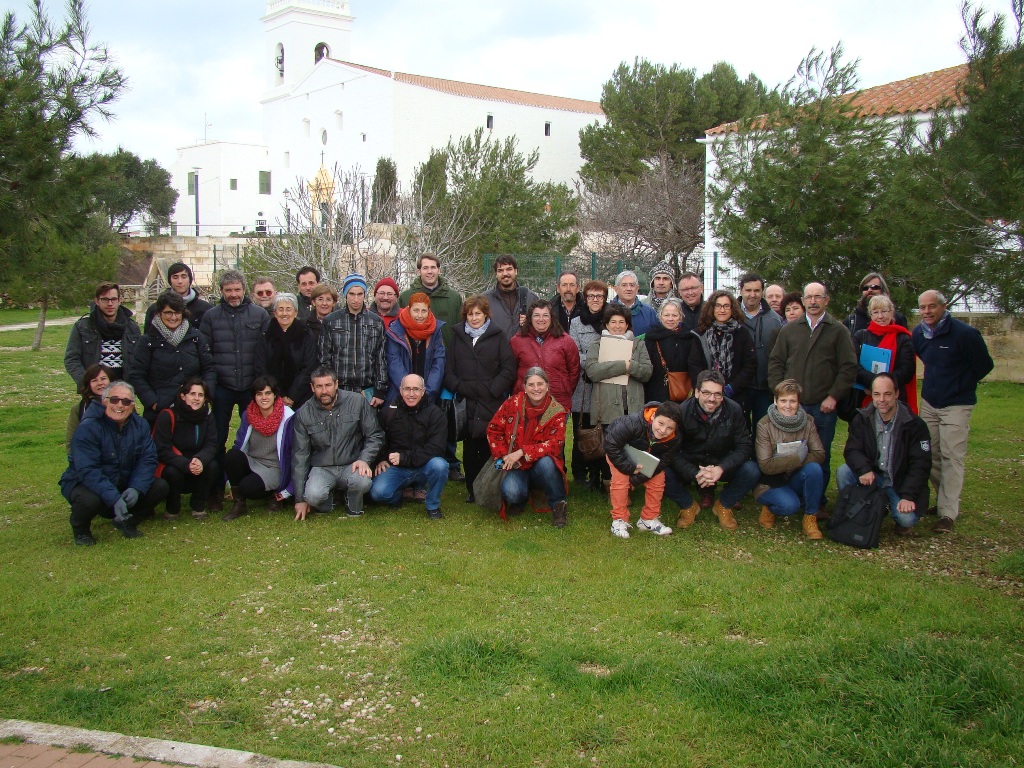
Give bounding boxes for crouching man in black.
[369,374,449,520]
[60,381,168,545]
[836,372,932,537]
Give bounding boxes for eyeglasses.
[400,387,425,393]
[96,296,120,303]
[713,302,732,310]
[255,290,274,297]
[106,396,133,406]
[803,295,826,302]
[585,294,605,300]
[869,309,893,316]
[698,390,724,400]
[861,284,882,292]
[160,310,182,317]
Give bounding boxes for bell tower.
[262,0,354,90]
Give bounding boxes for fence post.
[712,251,719,290]
[236,244,240,268]
[590,253,596,280]
[213,245,217,275]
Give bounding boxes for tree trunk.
[31,296,48,352]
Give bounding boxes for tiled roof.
[328,58,604,115]
[705,63,967,137]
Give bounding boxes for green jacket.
[400,277,464,344]
[767,312,857,406]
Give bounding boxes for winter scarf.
[577,300,606,335]
[152,315,190,347]
[398,306,437,341]
[93,305,127,340]
[172,395,210,425]
[465,318,491,340]
[864,320,918,412]
[766,403,808,432]
[703,319,740,381]
[246,397,285,437]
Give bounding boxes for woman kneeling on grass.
[223,376,296,521]
[486,367,569,527]
[153,377,220,521]
[753,378,826,539]
[66,363,112,452]
[604,401,684,539]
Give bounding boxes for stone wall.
[122,236,251,291]
[951,314,1024,383]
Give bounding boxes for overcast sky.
[3,0,997,170]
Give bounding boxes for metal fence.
[481,253,662,297]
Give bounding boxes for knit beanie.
[168,262,194,285]
[375,277,400,295]
[649,260,675,290]
[343,273,368,296]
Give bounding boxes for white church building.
[170,0,605,237]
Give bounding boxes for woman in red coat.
[509,300,580,412]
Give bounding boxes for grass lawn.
[1,323,1023,767]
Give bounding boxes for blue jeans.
[802,403,837,503]
[836,464,917,528]
[500,456,565,507]
[663,460,761,509]
[212,387,252,495]
[756,463,823,516]
[370,457,449,511]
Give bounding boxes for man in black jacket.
[64,282,142,387]
[664,370,760,531]
[837,373,932,537]
[368,374,449,520]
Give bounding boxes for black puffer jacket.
[644,324,694,403]
[152,399,219,473]
[256,319,318,407]
[671,397,753,482]
[377,398,447,468]
[604,403,683,481]
[443,322,517,438]
[198,297,269,392]
[129,322,217,421]
[843,402,932,512]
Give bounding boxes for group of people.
[60,257,993,546]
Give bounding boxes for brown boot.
[676,501,700,528]
[758,505,774,529]
[223,498,247,521]
[802,514,823,540]
[551,500,568,529]
[713,501,738,531]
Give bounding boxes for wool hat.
[167,262,194,285]
[649,260,675,288]
[374,277,400,295]
[342,273,368,296]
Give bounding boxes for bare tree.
[577,152,705,277]
[242,163,482,294]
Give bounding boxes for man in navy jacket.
[912,290,994,533]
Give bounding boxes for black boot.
[551,500,568,528]
[223,497,247,521]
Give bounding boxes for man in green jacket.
[399,252,465,479]
[768,281,857,513]
[399,254,463,344]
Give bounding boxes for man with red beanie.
[370,277,400,328]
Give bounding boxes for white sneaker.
[636,517,673,535]
[611,520,632,539]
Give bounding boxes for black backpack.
[828,482,886,549]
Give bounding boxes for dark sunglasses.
[107,396,134,406]
[861,284,882,292]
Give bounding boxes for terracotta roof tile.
[327,58,604,115]
[705,63,967,137]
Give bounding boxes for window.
[229,178,237,191]
[259,171,271,195]
[314,42,330,63]
[321,129,328,145]
[486,114,494,130]
[187,171,196,196]
[303,118,310,138]
[335,110,343,129]
[274,43,284,81]
[361,132,367,143]
[284,151,290,168]
[544,122,551,137]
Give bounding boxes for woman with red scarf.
[222,376,296,520]
[853,294,918,413]
[385,292,446,404]
[486,368,569,526]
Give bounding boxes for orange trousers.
[607,456,666,522]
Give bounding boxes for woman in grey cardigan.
[584,304,653,430]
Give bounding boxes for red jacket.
[509,332,580,412]
[486,392,567,476]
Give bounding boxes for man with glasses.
[843,272,908,336]
[369,277,401,329]
[251,277,277,314]
[677,272,704,333]
[913,289,993,533]
[610,270,658,336]
[292,367,384,520]
[65,281,142,387]
[60,381,169,545]
[665,370,760,531]
[369,374,449,520]
[769,282,857,514]
[200,269,270,508]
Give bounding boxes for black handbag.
[441,391,467,442]
[828,482,886,549]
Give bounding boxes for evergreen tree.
[369,156,398,223]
